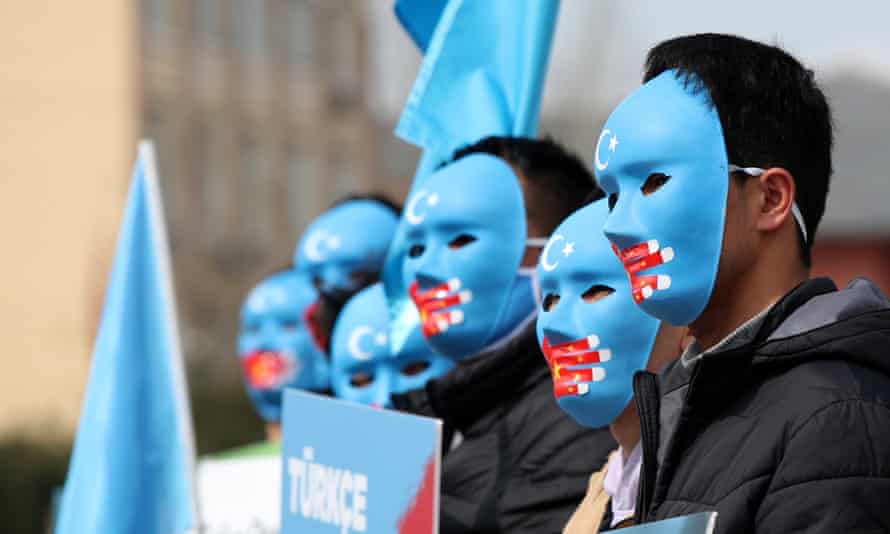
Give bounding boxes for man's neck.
[610,402,641,460]
[265,422,282,443]
[691,254,808,350]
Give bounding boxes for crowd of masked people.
[224,34,890,534]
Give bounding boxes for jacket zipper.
[633,370,661,523]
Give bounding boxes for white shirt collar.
[603,442,642,527]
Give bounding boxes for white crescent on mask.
[304,230,330,262]
[541,234,565,272]
[594,129,613,171]
[347,325,375,361]
[405,190,437,226]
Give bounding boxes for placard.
[623,512,717,534]
[281,390,441,534]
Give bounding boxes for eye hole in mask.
[607,193,619,212]
[350,372,374,388]
[641,173,672,196]
[408,244,426,258]
[582,284,615,303]
[543,293,561,312]
[448,234,478,249]
[281,319,299,332]
[400,360,431,376]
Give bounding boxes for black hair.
[331,192,402,216]
[644,33,833,266]
[450,136,603,235]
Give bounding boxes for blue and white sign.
[281,390,442,534]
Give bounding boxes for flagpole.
[139,140,199,530]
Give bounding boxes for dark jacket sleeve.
[498,380,615,534]
[756,398,890,534]
[391,386,458,456]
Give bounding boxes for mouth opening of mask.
[613,240,675,303]
[542,335,611,399]
[409,279,473,338]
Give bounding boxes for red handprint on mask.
[614,240,674,303]
[410,279,473,338]
[542,336,610,399]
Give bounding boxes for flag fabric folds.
[55,141,197,534]
[384,0,561,352]
[395,0,560,158]
[394,0,448,52]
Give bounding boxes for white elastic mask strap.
[728,164,808,244]
[789,202,808,244]
[526,237,549,248]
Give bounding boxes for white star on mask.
[609,135,619,152]
[562,241,576,257]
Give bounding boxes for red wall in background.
[811,240,890,295]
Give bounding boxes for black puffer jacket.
[393,323,615,534]
[634,278,890,533]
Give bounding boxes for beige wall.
[0,2,137,436]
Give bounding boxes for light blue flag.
[394,0,448,52]
[384,0,560,352]
[55,141,197,534]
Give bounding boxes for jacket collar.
[425,321,549,432]
[665,278,841,416]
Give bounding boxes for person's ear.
[755,167,796,235]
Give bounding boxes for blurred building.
[139,0,421,391]
[141,0,388,258]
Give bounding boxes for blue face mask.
[595,70,729,326]
[238,271,331,422]
[331,283,454,407]
[295,200,399,298]
[402,154,539,359]
[536,200,661,429]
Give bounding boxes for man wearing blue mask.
[536,198,686,532]
[236,270,331,438]
[392,137,615,534]
[295,194,401,353]
[595,34,890,532]
[330,282,455,408]
[198,269,330,533]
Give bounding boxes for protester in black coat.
[394,322,615,534]
[592,33,890,533]
[392,136,616,533]
[634,278,890,533]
